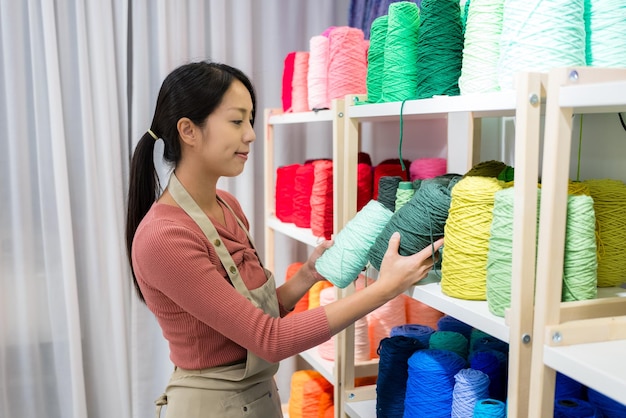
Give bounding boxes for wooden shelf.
[299,347,335,384]
[543,340,626,405]
[266,216,321,248]
[410,276,509,343]
[559,79,626,113]
[347,91,518,122]
[268,109,334,124]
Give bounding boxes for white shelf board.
[347,91,517,122]
[345,400,376,418]
[268,109,333,124]
[559,80,626,114]
[544,339,626,405]
[409,275,509,342]
[266,216,322,247]
[299,346,335,384]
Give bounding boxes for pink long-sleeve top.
[131,190,332,370]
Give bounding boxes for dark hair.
[125,61,256,302]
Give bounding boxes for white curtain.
[0,1,348,417]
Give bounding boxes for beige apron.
[155,173,283,418]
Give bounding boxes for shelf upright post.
[264,108,282,271]
[334,94,367,418]
[506,71,547,418]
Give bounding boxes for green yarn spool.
[366,15,388,103]
[459,0,504,95]
[464,160,508,178]
[562,194,597,301]
[486,187,538,316]
[394,181,415,212]
[585,1,626,68]
[381,1,420,102]
[368,175,460,271]
[429,330,469,360]
[415,0,464,99]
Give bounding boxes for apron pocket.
[221,380,282,417]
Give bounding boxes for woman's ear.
[177,117,197,146]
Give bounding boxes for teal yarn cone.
[415,0,464,99]
[368,175,461,271]
[381,1,420,102]
[366,15,388,104]
[459,0,504,95]
[585,0,626,67]
[315,200,393,288]
[429,330,469,360]
[497,0,586,91]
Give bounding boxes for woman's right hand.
[375,232,444,300]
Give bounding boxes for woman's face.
[197,79,256,179]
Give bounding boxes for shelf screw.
[569,70,579,82]
[552,332,562,344]
[338,112,344,118]
[521,334,532,344]
[348,393,355,400]
[529,94,539,106]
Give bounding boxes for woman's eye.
[232,120,243,126]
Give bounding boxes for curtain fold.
[1,1,348,416]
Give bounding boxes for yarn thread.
[410,158,448,180]
[583,179,626,287]
[588,387,626,418]
[377,175,403,212]
[328,26,367,101]
[415,0,464,99]
[368,176,459,271]
[554,398,601,418]
[366,15,388,104]
[291,51,310,112]
[486,187,537,316]
[292,163,315,228]
[473,399,507,417]
[438,315,474,341]
[404,349,467,417]
[381,1,420,102]
[441,176,506,300]
[367,294,406,359]
[469,350,506,401]
[562,193,598,301]
[497,0,586,91]
[308,36,330,110]
[429,331,469,360]
[451,368,490,418]
[310,160,333,239]
[275,164,300,223]
[394,181,415,212]
[376,335,425,418]
[585,0,626,67]
[459,0,504,94]
[390,323,435,347]
[315,199,393,288]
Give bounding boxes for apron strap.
[167,173,254,300]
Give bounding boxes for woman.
[126,61,443,417]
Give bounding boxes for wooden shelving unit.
[529,67,626,416]
[340,72,546,418]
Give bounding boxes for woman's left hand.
[304,239,333,282]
